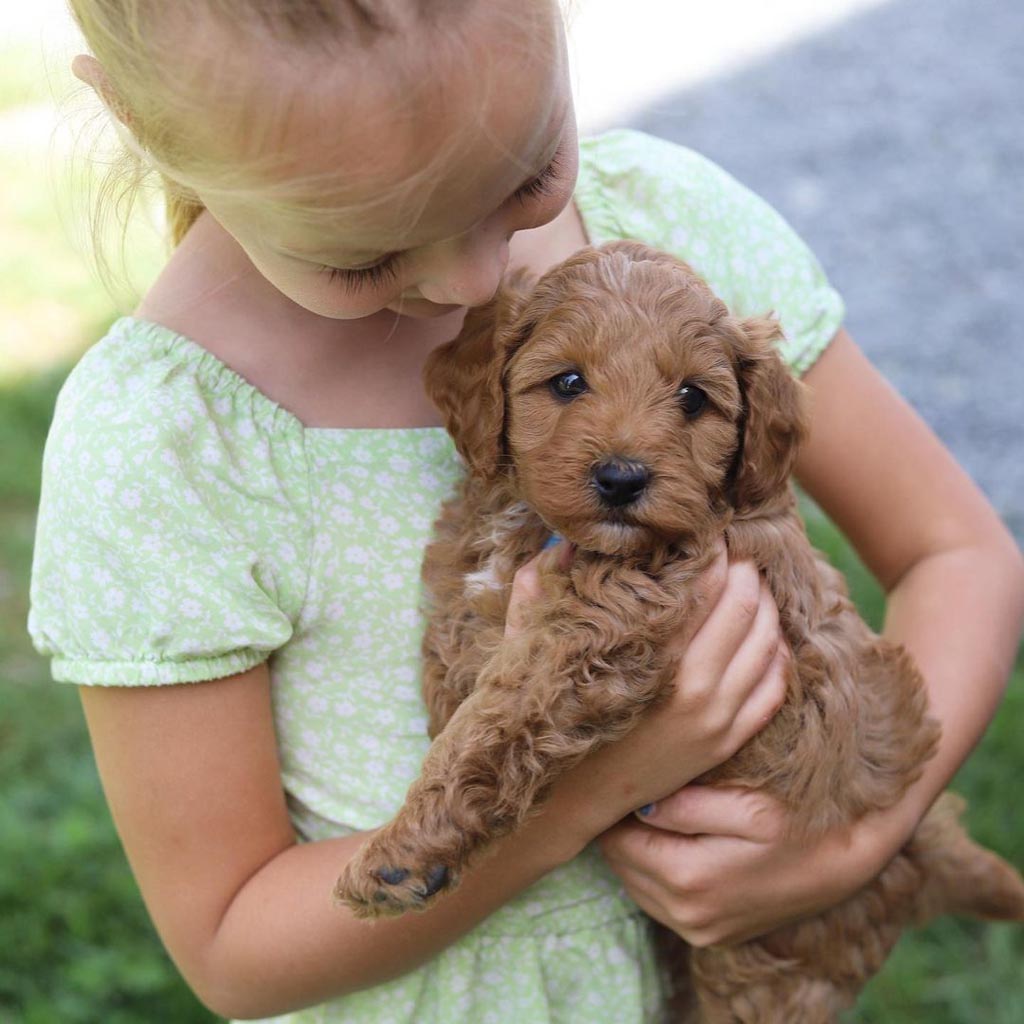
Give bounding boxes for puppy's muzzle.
[591,458,651,508]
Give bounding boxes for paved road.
[629,0,1023,541]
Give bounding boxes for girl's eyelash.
[320,255,401,289]
[513,150,564,205]
[317,148,564,288]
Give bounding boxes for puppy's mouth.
[601,506,641,526]
[526,478,681,555]
[548,508,659,556]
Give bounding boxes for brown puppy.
[335,241,1024,1022]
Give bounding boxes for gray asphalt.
[628,0,1023,542]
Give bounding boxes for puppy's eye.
[550,371,588,400]
[678,384,707,417]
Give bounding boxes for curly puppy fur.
[335,241,1024,1021]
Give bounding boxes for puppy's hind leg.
[690,954,852,1024]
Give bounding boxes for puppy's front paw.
[334,838,455,918]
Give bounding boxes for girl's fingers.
[547,539,575,572]
[601,855,681,922]
[670,572,782,738]
[669,541,729,651]
[600,817,689,878]
[713,582,782,704]
[682,559,764,683]
[504,561,541,637]
[505,541,574,637]
[634,786,786,843]
[513,540,573,592]
[729,641,790,739]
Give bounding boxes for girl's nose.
[416,229,510,308]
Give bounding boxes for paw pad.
[421,864,449,897]
[375,866,410,885]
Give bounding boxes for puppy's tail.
[911,792,1024,922]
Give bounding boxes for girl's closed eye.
[511,148,565,205]
[319,255,402,290]
[318,148,568,291]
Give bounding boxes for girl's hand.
[506,540,790,850]
[598,785,916,946]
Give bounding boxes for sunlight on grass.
[0,34,164,383]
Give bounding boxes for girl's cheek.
[298,282,396,320]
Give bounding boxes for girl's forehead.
[203,0,568,255]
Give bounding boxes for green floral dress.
[29,130,844,1023]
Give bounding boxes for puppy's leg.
[335,624,670,916]
[691,978,849,1024]
[690,947,855,1024]
[420,616,498,739]
[420,637,463,739]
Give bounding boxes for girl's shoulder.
[51,316,304,450]
[576,129,845,375]
[580,127,722,180]
[577,127,814,260]
[576,127,753,231]
[30,317,311,687]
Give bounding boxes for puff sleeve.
[28,324,312,685]
[576,129,846,375]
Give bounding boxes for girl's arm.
[599,328,1024,945]
[82,666,584,1019]
[79,549,786,1019]
[797,329,1024,828]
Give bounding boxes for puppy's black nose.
[592,459,650,507]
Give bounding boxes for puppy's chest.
[453,501,549,621]
[447,501,698,637]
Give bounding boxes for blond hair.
[69,0,568,286]
[71,1,461,249]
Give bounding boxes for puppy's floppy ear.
[728,314,810,512]
[423,271,534,477]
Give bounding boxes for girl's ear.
[728,315,810,512]
[423,271,534,478]
[72,54,132,128]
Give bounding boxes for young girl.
[29,0,1023,1020]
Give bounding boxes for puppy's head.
[425,241,808,555]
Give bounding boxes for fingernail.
[543,533,562,550]
[637,803,655,817]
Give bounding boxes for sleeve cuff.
[779,285,846,377]
[50,648,272,686]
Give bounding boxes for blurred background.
[1,0,1021,1021]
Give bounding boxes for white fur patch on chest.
[463,555,505,595]
[462,501,534,597]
